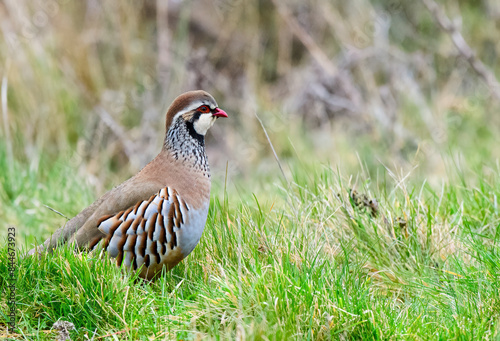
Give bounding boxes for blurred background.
[1,0,500,243]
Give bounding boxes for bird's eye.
[198,105,210,113]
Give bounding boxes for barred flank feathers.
[97,187,188,273]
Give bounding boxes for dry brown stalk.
[421,0,500,102]
[271,0,337,77]
[156,0,170,89]
[96,106,136,163]
[1,72,13,166]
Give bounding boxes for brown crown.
[165,90,217,131]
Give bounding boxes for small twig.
[254,112,289,183]
[421,0,500,102]
[43,205,70,220]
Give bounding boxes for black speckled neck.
[164,117,210,177]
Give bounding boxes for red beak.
[213,108,228,118]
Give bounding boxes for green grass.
[2,0,500,339]
[1,154,500,340]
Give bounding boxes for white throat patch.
[193,114,216,135]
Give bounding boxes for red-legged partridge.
[28,90,228,280]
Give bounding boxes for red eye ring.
[198,105,210,113]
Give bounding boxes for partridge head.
[28,90,227,280]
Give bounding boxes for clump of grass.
[2,161,500,339]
